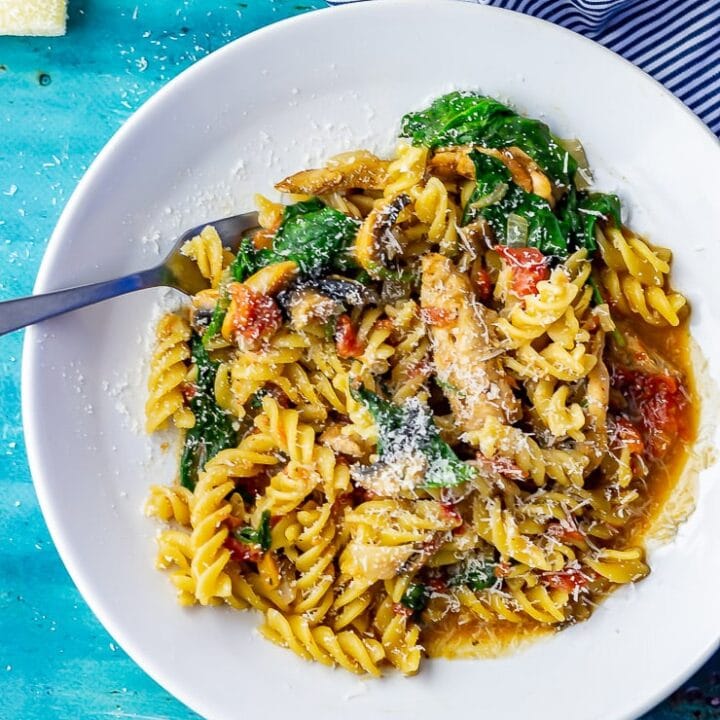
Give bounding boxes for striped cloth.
[326,0,720,136]
[481,0,720,135]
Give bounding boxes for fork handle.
[0,267,163,337]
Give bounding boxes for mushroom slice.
[275,150,390,195]
[354,193,411,275]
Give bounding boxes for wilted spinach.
[353,386,476,488]
[180,336,237,489]
[401,91,575,185]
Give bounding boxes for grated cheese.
[0,0,67,36]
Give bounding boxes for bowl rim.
[21,2,720,719]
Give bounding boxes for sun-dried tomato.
[421,306,457,327]
[334,314,365,358]
[226,282,282,346]
[495,246,550,296]
[543,568,589,592]
[611,367,688,458]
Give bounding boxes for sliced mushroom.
[276,277,379,329]
[355,193,411,275]
[429,146,554,206]
[304,277,379,306]
[429,148,476,179]
[276,150,390,195]
[287,288,339,330]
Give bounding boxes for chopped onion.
[506,213,529,247]
[470,182,508,211]
[559,138,592,189]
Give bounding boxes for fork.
[0,211,260,337]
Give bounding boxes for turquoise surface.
[0,2,718,718]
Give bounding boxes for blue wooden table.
[1,2,718,718]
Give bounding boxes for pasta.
[145,91,698,675]
[145,313,194,432]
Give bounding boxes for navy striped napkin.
[327,0,720,136]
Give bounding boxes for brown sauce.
[425,315,699,660]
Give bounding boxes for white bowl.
[22,2,720,719]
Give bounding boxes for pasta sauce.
[425,318,698,660]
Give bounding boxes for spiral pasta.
[146,92,697,676]
[146,313,194,433]
[597,226,687,326]
[181,225,225,290]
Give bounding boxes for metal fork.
[0,211,260,337]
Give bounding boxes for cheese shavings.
[0,0,67,36]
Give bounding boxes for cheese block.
[0,0,67,36]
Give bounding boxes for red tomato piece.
[226,283,282,346]
[440,502,463,526]
[334,314,365,358]
[612,417,645,455]
[472,267,493,302]
[427,576,448,593]
[543,568,588,592]
[495,245,550,296]
[421,306,457,327]
[225,536,263,563]
[547,521,585,544]
[611,368,688,458]
[180,381,196,402]
[392,603,414,618]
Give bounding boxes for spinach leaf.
[448,559,497,591]
[400,583,429,613]
[230,236,267,282]
[401,91,575,185]
[180,336,237,489]
[271,198,360,276]
[557,188,622,253]
[577,192,622,248]
[353,387,476,488]
[465,152,623,258]
[465,151,567,256]
[229,199,359,281]
[201,290,230,348]
[234,510,272,552]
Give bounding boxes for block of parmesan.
[0,0,67,37]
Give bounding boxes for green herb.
[230,236,265,282]
[270,198,359,276]
[400,91,575,185]
[201,291,230,348]
[464,152,623,259]
[353,386,476,488]
[249,388,269,410]
[577,192,621,248]
[449,560,496,591]
[229,199,360,281]
[464,151,566,255]
[588,275,605,306]
[234,510,272,552]
[558,188,621,252]
[354,270,372,285]
[324,314,338,342]
[180,336,237,489]
[400,583,429,613]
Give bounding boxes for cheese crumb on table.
[0,0,67,37]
